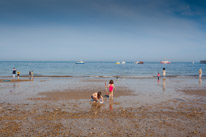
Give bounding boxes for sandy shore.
[181,89,206,97]
[0,77,206,136]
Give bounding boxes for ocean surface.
[0,61,205,77]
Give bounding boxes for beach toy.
[100,101,104,104]
[105,82,108,95]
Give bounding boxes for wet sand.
[29,87,135,101]
[181,89,206,97]
[0,79,33,83]
[0,77,206,136]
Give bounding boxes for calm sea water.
[0,61,205,77]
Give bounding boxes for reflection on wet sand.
[199,78,202,87]
[162,78,166,91]
[10,82,20,92]
[109,99,113,111]
[91,102,102,112]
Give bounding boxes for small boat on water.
[134,61,144,64]
[200,60,206,64]
[121,61,126,64]
[160,61,171,64]
[115,61,120,64]
[75,61,85,64]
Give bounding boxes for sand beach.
[0,76,206,136]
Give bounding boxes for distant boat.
[138,61,144,64]
[121,61,126,64]
[134,61,144,64]
[160,61,171,64]
[192,61,194,64]
[200,60,206,64]
[75,61,85,64]
[115,61,120,64]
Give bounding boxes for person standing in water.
[106,80,115,99]
[157,72,160,80]
[29,71,31,79]
[199,68,202,79]
[12,67,16,78]
[31,71,34,80]
[17,71,20,79]
[163,68,166,79]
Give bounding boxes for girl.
[91,92,104,103]
[106,80,115,99]
[157,72,160,80]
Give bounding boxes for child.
[157,72,160,80]
[106,80,115,99]
[91,92,104,103]
[17,71,20,79]
[31,71,34,79]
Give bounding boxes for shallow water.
[0,76,205,108]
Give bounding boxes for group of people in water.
[92,68,203,104]
[157,67,203,80]
[11,66,203,104]
[12,67,34,80]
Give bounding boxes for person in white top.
[199,68,202,79]
[12,67,16,78]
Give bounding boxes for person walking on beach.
[157,72,160,80]
[91,92,104,103]
[163,68,166,79]
[106,80,115,99]
[199,68,202,79]
[17,71,20,79]
[12,67,16,78]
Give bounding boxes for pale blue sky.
[0,0,206,61]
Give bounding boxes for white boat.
[160,61,171,64]
[121,61,126,64]
[134,61,139,64]
[75,61,85,64]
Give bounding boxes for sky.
[0,0,206,62]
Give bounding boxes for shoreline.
[0,75,203,79]
[0,76,205,136]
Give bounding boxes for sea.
[0,61,205,77]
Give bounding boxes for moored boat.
[138,61,144,64]
[200,60,206,64]
[115,61,120,64]
[160,61,171,64]
[75,61,85,64]
[121,61,126,64]
[134,61,144,64]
